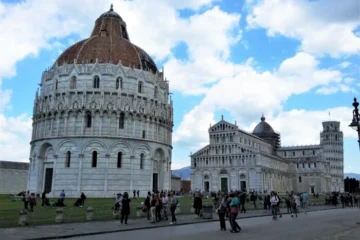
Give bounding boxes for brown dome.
[55,5,158,74]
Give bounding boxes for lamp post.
[348,98,360,225]
[348,97,360,150]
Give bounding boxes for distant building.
[0,161,29,194]
[191,115,344,193]
[171,174,181,192]
[181,180,191,192]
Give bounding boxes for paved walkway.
[70,208,360,240]
[0,205,339,240]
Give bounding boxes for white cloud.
[175,106,357,153]
[0,114,32,162]
[0,0,225,162]
[173,52,343,149]
[339,62,352,69]
[246,0,360,57]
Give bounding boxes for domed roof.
[252,115,275,135]
[55,5,158,74]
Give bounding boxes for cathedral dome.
[252,115,275,135]
[55,4,158,74]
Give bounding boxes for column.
[57,117,60,136]
[64,114,68,136]
[77,154,84,194]
[49,117,53,137]
[151,158,154,191]
[91,113,94,136]
[116,115,120,136]
[51,154,57,197]
[100,114,103,135]
[104,154,110,196]
[81,112,85,135]
[130,155,135,193]
[133,119,136,137]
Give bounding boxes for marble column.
[104,153,109,196]
[77,154,84,194]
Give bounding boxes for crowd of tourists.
[114,190,179,225]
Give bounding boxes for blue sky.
[0,0,359,172]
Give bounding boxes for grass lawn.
[0,194,325,228]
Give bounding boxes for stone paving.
[71,208,360,240]
[0,205,339,240]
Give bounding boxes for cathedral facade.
[27,6,173,198]
[190,116,344,194]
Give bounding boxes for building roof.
[0,161,29,170]
[55,5,158,74]
[253,115,275,135]
[278,145,321,150]
[171,174,181,180]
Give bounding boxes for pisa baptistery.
[27,5,173,198]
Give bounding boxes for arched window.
[194,160,197,168]
[55,79,58,90]
[335,135,338,140]
[140,153,144,169]
[116,77,123,90]
[65,151,71,168]
[138,81,143,93]
[70,76,77,89]
[92,151,98,168]
[154,86,158,98]
[86,113,92,128]
[93,75,100,89]
[117,152,122,168]
[142,130,146,139]
[119,112,125,129]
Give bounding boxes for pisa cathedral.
[27,6,173,198]
[191,115,344,194]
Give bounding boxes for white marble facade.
[191,117,343,194]
[27,7,173,198]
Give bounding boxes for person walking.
[193,192,203,219]
[23,191,30,210]
[217,195,228,231]
[301,192,309,214]
[144,192,151,220]
[239,191,246,213]
[59,190,66,206]
[270,191,279,220]
[169,191,178,224]
[41,191,46,207]
[29,193,37,212]
[150,193,157,223]
[228,193,241,233]
[161,192,169,220]
[80,192,86,207]
[120,192,131,225]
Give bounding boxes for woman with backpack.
[228,193,241,233]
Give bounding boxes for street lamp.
[349,98,360,225]
[348,97,360,151]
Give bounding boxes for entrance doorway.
[310,186,315,194]
[152,173,158,192]
[221,178,228,192]
[204,181,210,192]
[240,181,246,191]
[44,168,53,193]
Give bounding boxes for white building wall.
[0,169,28,194]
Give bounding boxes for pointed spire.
[110,3,114,11]
[261,114,265,121]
